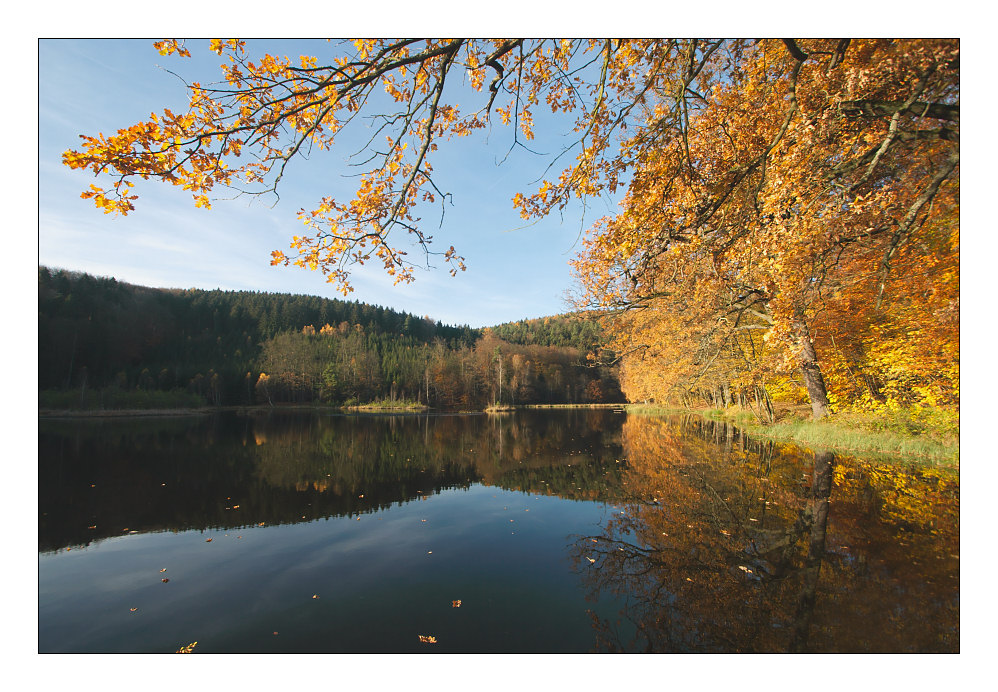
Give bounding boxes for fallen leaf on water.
[205,538,213,542]
[162,578,170,583]
[427,551,432,554]
[452,600,462,608]
[590,539,598,543]
[258,522,265,526]
[358,494,364,498]
[160,568,167,573]
[130,608,138,612]
[88,525,97,530]
[176,641,197,653]
[418,635,438,644]
[586,557,596,563]
[312,594,319,599]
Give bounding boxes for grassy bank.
[343,399,428,412]
[627,403,959,466]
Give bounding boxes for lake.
[38,409,959,653]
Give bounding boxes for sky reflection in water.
[38,410,958,652]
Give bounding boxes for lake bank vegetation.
[627,403,958,466]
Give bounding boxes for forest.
[60,38,959,433]
[38,267,623,410]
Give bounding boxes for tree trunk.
[788,450,835,653]
[792,315,832,420]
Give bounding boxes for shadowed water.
[38,410,958,652]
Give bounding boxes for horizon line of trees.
[38,267,623,409]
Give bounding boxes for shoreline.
[37,402,958,467]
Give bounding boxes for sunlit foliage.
[63,39,958,418]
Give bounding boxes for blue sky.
[38,39,627,328]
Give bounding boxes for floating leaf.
[312,594,319,599]
[586,557,596,563]
[162,578,170,583]
[205,538,213,542]
[451,600,462,608]
[418,635,438,644]
[160,568,167,573]
[129,607,138,612]
[176,641,197,653]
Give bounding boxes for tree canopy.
[63,39,959,418]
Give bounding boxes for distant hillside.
[490,314,604,353]
[38,267,623,409]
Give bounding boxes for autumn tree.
[572,39,958,418]
[63,39,958,418]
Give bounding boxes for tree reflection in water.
[570,415,959,653]
[38,410,957,652]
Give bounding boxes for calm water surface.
[38,410,958,652]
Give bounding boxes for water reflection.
[39,409,627,553]
[38,410,959,652]
[569,414,959,652]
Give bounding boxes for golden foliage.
[571,39,958,415]
[64,40,958,413]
